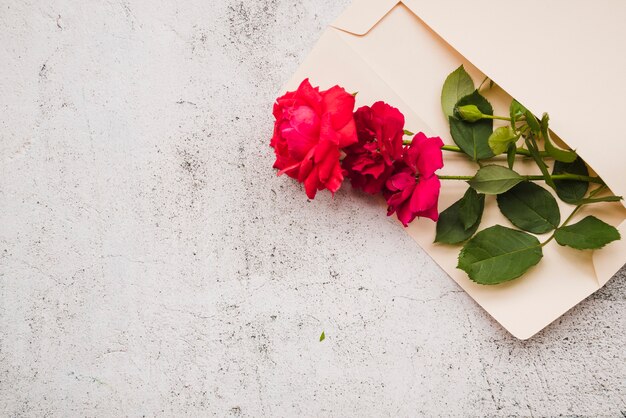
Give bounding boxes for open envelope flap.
[332,0,626,203]
[331,0,397,36]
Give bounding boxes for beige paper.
[284,0,626,339]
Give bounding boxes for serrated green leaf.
[436,188,485,244]
[552,157,589,204]
[554,216,620,249]
[496,182,560,234]
[488,126,519,155]
[540,113,577,163]
[468,165,524,195]
[449,91,494,160]
[441,65,475,118]
[459,187,484,230]
[458,225,543,285]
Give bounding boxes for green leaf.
[540,113,577,163]
[319,331,325,342]
[468,165,524,195]
[496,182,561,234]
[554,216,620,250]
[506,143,516,169]
[552,157,589,204]
[458,225,543,285]
[435,188,485,244]
[509,100,526,128]
[488,126,519,155]
[403,129,414,136]
[525,110,541,133]
[441,65,475,118]
[449,91,494,160]
[459,187,484,230]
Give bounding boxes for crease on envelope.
[331,0,397,35]
[283,0,626,339]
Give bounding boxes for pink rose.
[385,132,444,226]
[270,79,358,199]
[342,102,405,194]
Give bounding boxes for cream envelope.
[283,0,626,339]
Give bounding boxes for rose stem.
[402,141,547,158]
[437,173,604,184]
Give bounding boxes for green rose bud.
[455,104,484,122]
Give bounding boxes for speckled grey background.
[1,1,625,416]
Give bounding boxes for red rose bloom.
[270,79,358,199]
[342,102,405,194]
[385,132,444,226]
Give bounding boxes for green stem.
[481,115,511,121]
[402,141,547,158]
[438,173,604,184]
[541,186,607,247]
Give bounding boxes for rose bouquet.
[270,68,621,285]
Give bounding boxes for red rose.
[270,79,358,199]
[342,102,405,194]
[385,132,444,226]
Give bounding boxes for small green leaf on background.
[488,126,518,155]
[552,157,589,204]
[319,331,325,342]
[441,65,475,118]
[403,129,414,136]
[496,182,561,234]
[435,188,485,244]
[554,216,620,250]
[468,165,524,195]
[458,225,543,285]
[449,91,494,160]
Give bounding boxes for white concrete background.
[1,1,625,416]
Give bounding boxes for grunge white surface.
[1,1,625,416]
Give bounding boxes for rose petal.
[409,175,441,215]
[304,166,320,199]
[321,85,355,131]
[295,79,323,115]
[386,172,415,192]
[413,132,444,177]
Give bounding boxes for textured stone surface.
[1,1,624,416]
